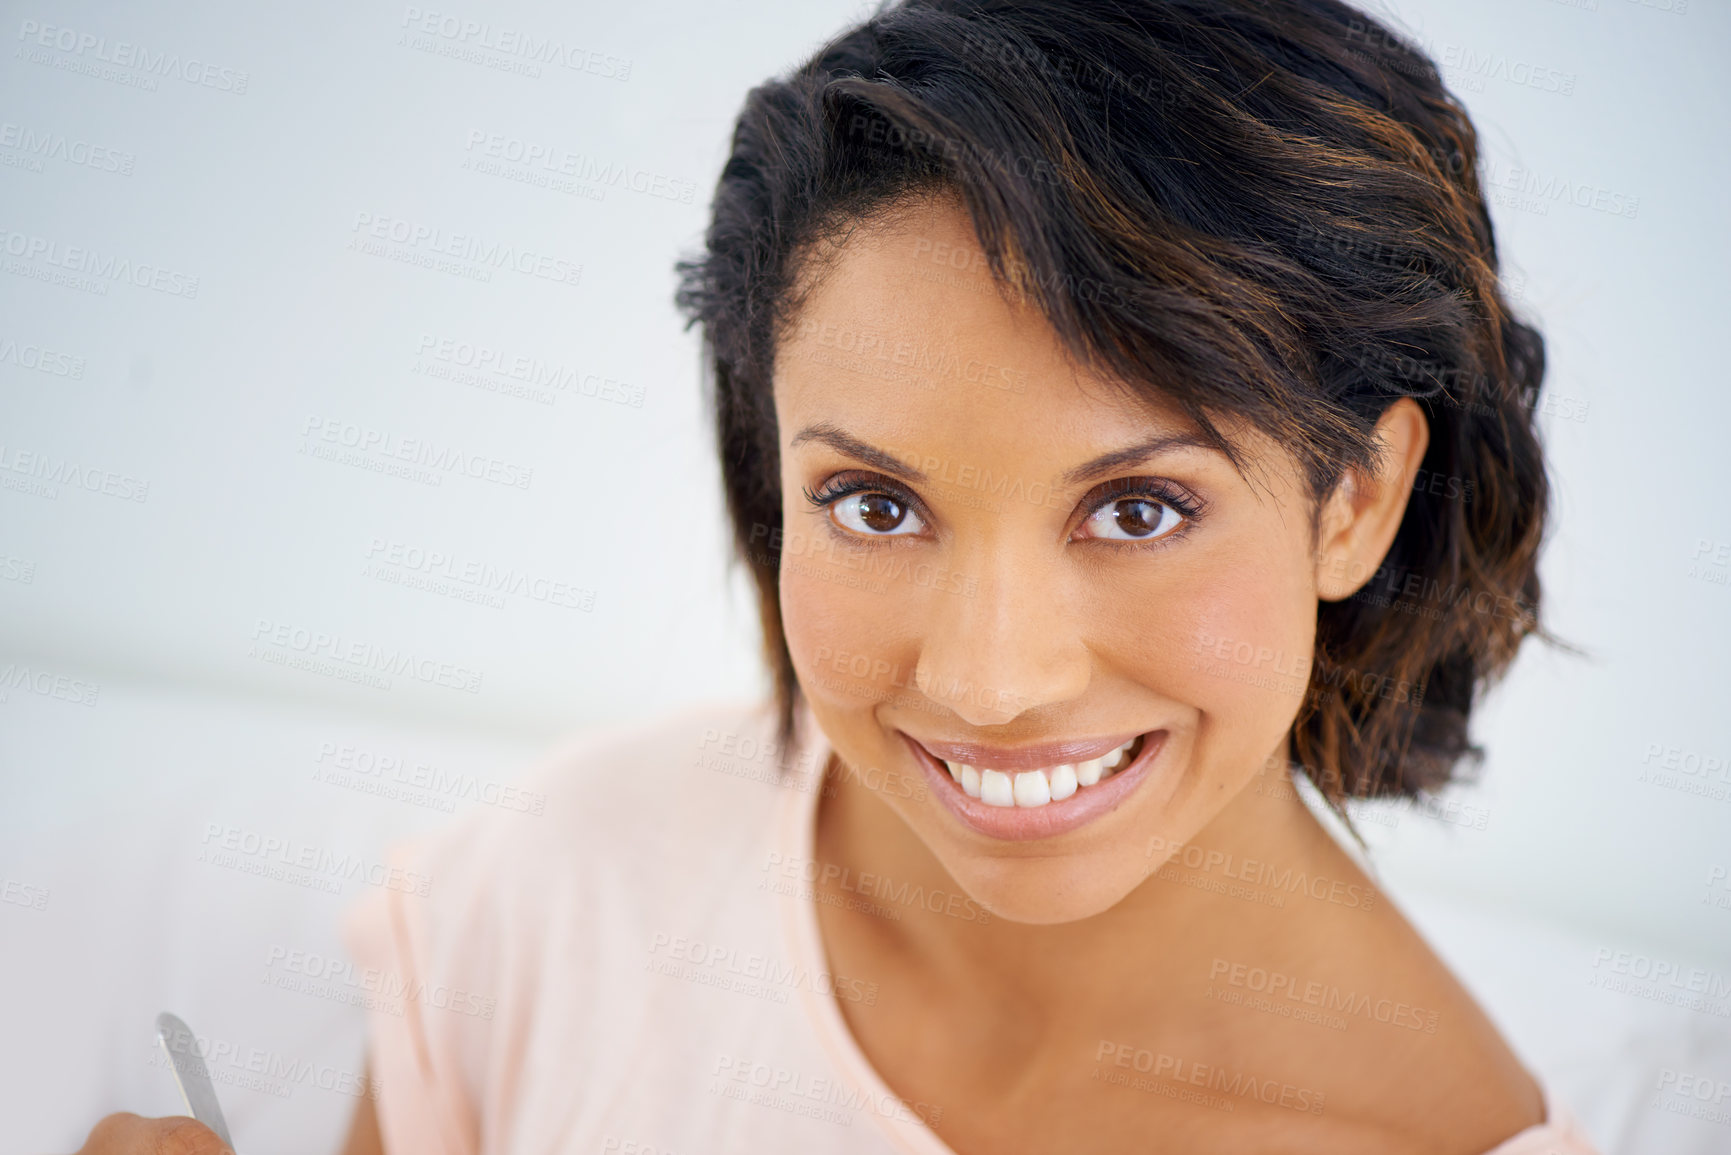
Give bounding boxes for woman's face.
[772,193,1411,925]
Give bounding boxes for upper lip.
[903,730,1152,771]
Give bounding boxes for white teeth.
[1012,771,1050,807]
[941,735,1145,809]
[1049,763,1078,801]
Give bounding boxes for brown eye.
[859,495,903,531]
[1114,499,1163,536]
[1079,496,1184,541]
[833,492,925,537]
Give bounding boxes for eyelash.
[801,476,922,547]
[1085,479,1207,545]
[800,473,1207,549]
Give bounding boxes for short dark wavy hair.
[673,0,1555,820]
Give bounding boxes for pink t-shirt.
[340,698,1601,1155]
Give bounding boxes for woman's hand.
[73,1113,232,1153]
[69,1059,382,1154]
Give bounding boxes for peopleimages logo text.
[249,618,484,694]
[0,227,199,297]
[16,20,250,92]
[350,211,581,287]
[399,7,631,80]
[300,416,533,490]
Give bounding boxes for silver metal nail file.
[155,1012,236,1151]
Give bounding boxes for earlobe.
[1313,398,1431,602]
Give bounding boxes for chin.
[941,852,1151,926]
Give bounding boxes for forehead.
[772,194,1194,451]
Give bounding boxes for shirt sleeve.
[340,829,498,1155]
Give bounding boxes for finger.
[154,1116,234,1155]
[78,1112,233,1154]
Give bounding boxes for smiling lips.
[902,728,1166,841]
[938,735,1144,807]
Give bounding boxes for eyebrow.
[789,423,927,482]
[1057,433,1219,487]
[788,422,1219,489]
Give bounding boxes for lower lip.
[902,731,1170,842]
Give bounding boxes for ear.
[1314,397,1431,601]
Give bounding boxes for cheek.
[779,555,918,710]
[1185,580,1316,728]
[1092,541,1317,735]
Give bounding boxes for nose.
[911,547,1092,727]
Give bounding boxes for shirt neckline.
[775,701,958,1154]
[769,701,1578,1155]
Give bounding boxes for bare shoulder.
[1280,901,1549,1155]
[1227,797,1556,1155]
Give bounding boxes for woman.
[79,0,1601,1152]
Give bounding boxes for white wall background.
[1,0,1727,1151]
